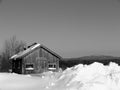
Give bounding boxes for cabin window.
[48,63,56,70]
[25,64,34,70]
[48,64,56,68]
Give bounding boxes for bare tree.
[1,36,26,72]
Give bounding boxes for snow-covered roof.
[10,43,41,60]
[10,43,62,60]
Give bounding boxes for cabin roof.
[10,43,62,60]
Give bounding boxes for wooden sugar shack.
[10,43,62,74]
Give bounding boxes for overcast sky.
[0,0,120,58]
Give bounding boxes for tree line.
[0,36,26,72]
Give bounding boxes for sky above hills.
[0,0,120,58]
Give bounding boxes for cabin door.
[12,59,22,74]
[40,60,47,72]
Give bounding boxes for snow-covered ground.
[1,62,120,90]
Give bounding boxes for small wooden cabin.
[10,43,62,74]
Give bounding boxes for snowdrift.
[1,62,120,90]
[55,62,120,90]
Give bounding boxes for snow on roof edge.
[10,43,62,60]
[10,43,41,60]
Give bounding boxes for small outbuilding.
[10,43,62,74]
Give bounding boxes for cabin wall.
[23,48,40,74]
[22,47,60,74]
[40,47,60,71]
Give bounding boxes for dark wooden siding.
[23,48,40,74]
[40,47,60,71]
[22,47,60,74]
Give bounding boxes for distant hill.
[60,55,120,69]
[63,55,120,61]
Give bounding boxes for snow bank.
[0,72,56,90]
[55,62,120,90]
[1,62,120,90]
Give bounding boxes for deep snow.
[1,62,120,90]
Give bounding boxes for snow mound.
[55,62,120,90]
[1,62,120,90]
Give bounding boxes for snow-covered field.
[1,62,120,90]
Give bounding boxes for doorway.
[12,59,22,74]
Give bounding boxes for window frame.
[25,63,34,70]
[48,63,56,70]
